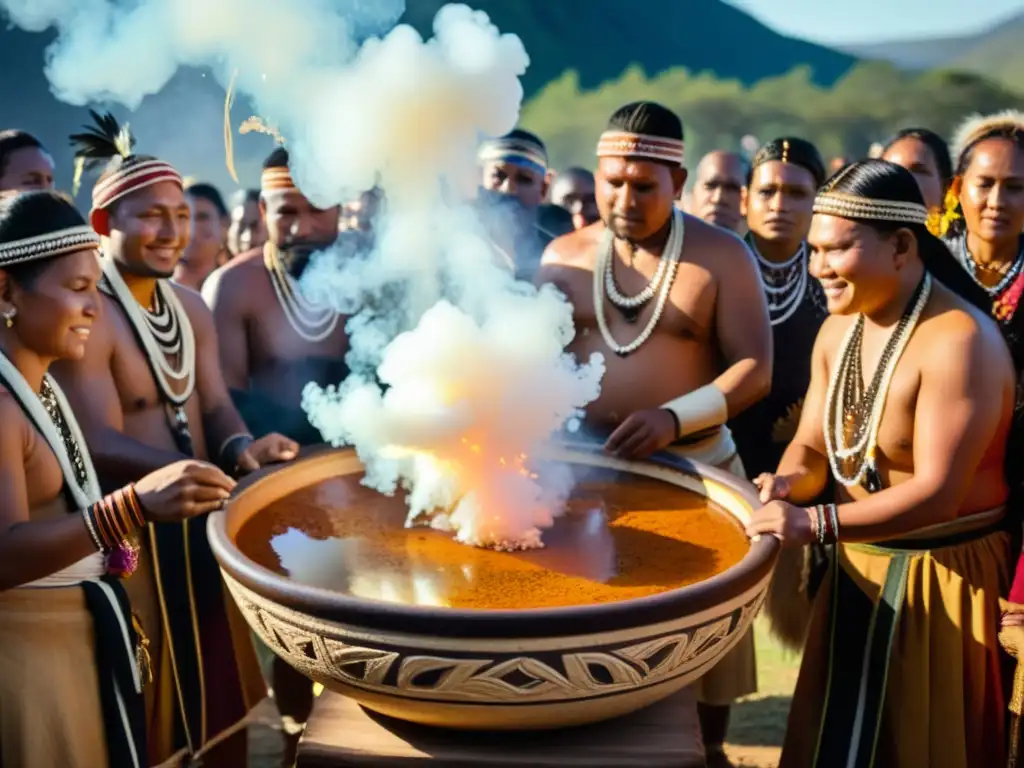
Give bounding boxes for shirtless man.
[51,114,296,768]
[203,147,348,445]
[203,147,347,763]
[689,150,747,234]
[747,159,1012,768]
[536,101,772,767]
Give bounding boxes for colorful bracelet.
[83,486,147,553]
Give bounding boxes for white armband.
[661,384,728,439]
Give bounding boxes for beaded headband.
[477,138,548,172]
[597,131,685,166]
[813,192,929,225]
[261,167,297,192]
[0,225,101,269]
[91,160,183,212]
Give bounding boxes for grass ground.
[249,618,801,767]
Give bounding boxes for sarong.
[0,577,145,768]
[665,425,758,705]
[780,509,1010,768]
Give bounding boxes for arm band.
[660,384,728,440]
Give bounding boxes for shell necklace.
[824,273,931,489]
[264,243,340,343]
[593,207,684,358]
[99,256,195,406]
[749,237,808,327]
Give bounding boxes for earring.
[2,307,15,329]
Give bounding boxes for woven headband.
[813,192,929,225]
[0,225,101,269]
[261,167,297,192]
[597,131,685,166]
[91,160,182,212]
[477,139,548,172]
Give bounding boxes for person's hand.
[745,500,816,547]
[753,473,793,503]
[603,409,678,460]
[236,433,299,474]
[134,460,237,523]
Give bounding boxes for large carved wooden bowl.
[208,444,778,730]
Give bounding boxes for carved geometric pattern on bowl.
[224,575,762,703]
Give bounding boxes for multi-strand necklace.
[100,257,195,455]
[950,233,1024,298]
[748,237,808,326]
[264,243,340,343]
[594,207,684,357]
[824,273,932,490]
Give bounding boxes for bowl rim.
[208,442,779,639]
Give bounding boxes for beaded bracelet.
[811,503,840,546]
[218,432,255,476]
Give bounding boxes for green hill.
[841,11,1024,94]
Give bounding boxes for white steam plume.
[2,0,606,549]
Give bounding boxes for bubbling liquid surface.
[236,469,749,610]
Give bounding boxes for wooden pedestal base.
[296,687,705,767]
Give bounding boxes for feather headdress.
[67,110,181,211]
[950,109,1024,168]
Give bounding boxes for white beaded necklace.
[823,273,932,487]
[749,238,808,327]
[593,208,684,357]
[100,256,195,406]
[264,244,340,343]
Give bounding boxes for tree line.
[521,61,1021,172]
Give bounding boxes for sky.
[725,0,1024,44]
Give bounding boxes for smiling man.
[535,101,771,765]
[51,113,295,768]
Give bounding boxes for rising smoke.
[1,0,606,549]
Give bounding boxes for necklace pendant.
[621,306,640,324]
[615,349,631,358]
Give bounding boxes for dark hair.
[0,190,90,287]
[0,130,48,179]
[263,146,290,170]
[749,137,826,187]
[883,128,953,190]
[558,166,593,181]
[820,159,989,312]
[503,128,546,154]
[229,188,261,210]
[185,182,227,218]
[607,102,684,143]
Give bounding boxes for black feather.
[68,110,135,171]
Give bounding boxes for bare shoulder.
[540,222,602,269]
[171,281,217,337]
[921,284,1012,370]
[683,214,754,270]
[201,247,265,308]
[0,389,30,452]
[814,313,853,363]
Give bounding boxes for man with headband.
[748,158,1012,768]
[478,128,573,280]
[51,112,296,767]
[204,147,351,763]
[536,101,772,765]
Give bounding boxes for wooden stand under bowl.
[295,686,705,767]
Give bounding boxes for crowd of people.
[0,98,1022,768]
